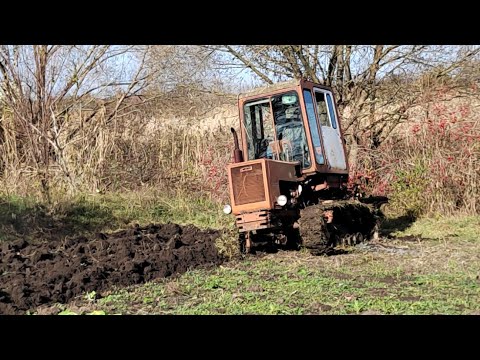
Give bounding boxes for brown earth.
[0,223,222,314]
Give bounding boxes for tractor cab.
[239,79,347,175]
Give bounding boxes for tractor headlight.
[223,204,232,214]
[277,195,288,206]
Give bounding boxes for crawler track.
[298,200,381,255]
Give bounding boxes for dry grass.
[2,84,479,217]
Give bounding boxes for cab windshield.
[243,91,311,168]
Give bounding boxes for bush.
[352,97,480,217]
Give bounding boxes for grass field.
[45,216,480,315]
[0,190,234,243]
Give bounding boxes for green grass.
[394,215,480,242]
[60,215,480,315]
[0,189,233,243]
[69,190,233,231]
[0,195,45,241]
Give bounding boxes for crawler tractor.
[224,79,387,254]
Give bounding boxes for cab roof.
[238,79,332,100]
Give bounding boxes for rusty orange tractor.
[224,79,386,254]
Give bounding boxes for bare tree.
[208,45,480,161]
[0,45,152,200]
[146,45,225,92]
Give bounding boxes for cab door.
[313,88,347,170]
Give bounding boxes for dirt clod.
[0,223,222,314]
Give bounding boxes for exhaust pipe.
[231,127,244,163]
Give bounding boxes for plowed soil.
[0,223,222,314]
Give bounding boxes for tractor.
[223,79,387,254]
